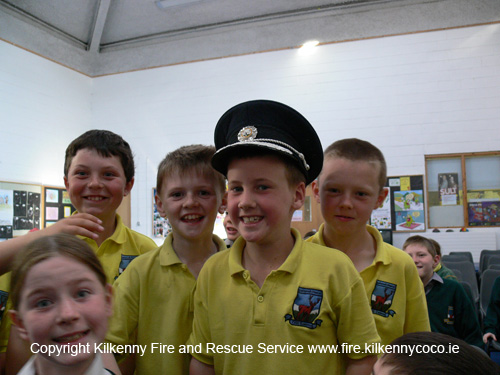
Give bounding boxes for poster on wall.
[371,175,426,232]
[42,186,76,227]
[370,192,392,229]
[152,188,172,238]
[468,201,500,227]
[0,181,42,237]
[438,173,459,205]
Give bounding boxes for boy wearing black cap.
[188,100,380,375]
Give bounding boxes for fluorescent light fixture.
[301,40,319,49]
[298,40,319,56]
[155,0,204,9]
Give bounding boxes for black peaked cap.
[212,100,323,185]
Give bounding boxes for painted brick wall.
[2,23,500,246]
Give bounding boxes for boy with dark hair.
[308,138,430,346]
[4,129,157,373]
[189,100,380,375]
[373,331,500,375]
[403,235,483,348]
[105,144,227,375]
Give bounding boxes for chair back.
[442,260,479,302]
[480,269,500,318]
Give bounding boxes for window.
[425,152,500,228]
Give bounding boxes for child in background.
[223,212,239,247]
[105,145,226,375]
[373,331,500,375]
[429,238,458,281]
[483,276,500,344]
[403,235,483,348]
[189,100,380,375]
[308,138,429,345]
[4,129,157,373]
[9,234,114,375]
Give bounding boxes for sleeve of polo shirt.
[105,262,140,362]
[403,257,431,333]
[335,273,381,359]
[187,266,213,366]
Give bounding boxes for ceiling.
[1,0,499,77]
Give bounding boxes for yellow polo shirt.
[189,229,380,375]
[81,214,157,284]
[308,224,430,345]
[106,233,226,375]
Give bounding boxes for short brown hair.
[156,145,225,197]
[64,130,135,183]
[403,235,438,257]
[227,148,306,187]
[10,234,107,310]
[323,138,387,191]
[379,331,500,374]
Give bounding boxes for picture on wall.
[371,175,426,232]
[0,181,42,236]
[468,201,500,227]
[152,188,171,238]
[438,173,459,205]
[42,186,76,228]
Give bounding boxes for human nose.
[183,192,199,208]
[238,190,256,210]
[338,193,353,209]
[88,173,103,189]
[57,298,80,324]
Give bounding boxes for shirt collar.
[229,229,302,276]
[160,233,227,267]
[425,272,443,294]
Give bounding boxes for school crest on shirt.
[115,255,138,280]
[0,290,8,324]
[284,287,323,329]
[371,280,397,318]
[444,306,455,325]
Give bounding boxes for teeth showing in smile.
[53,332,86,343]
[183,215,202,221]
[242,216,261,223]
[86,197,104,201]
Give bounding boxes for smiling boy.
[403,235,483,348]
[308,138,429,345]
[188,101,380,375]
[105,145,226,375]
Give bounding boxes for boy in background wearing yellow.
[308,138,429,345]
[189,100,380,375]
[4,129,157,373]
[105,145,227,375]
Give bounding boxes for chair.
[449,269,463,281]
[442,260,479,303]
[442,254,472,264]
[460,280,480,322]
[449,251,474,264]
[489,264,500,271]
[479,269,500,319]
[486,256,500,270]
[480,250,500,274]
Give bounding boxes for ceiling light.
[155,0,204,9]
[298,40,319,56]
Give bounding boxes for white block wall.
[2,23,500,247]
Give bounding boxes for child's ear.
[64,176,69,190]
[218,192,228,215]
[155,194,167,218]
[374,188,389,209]
[104,284,113,318]
[123,177,135,197]
[433,254,441,268]
[292,182,306,211]
[9,310,29,342]
[311,180,320,204]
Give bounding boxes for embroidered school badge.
[284,287,323,329]
[371,280,397,317]
[444,306,455,324]
[0,290,8,324]
[115,255,138,280]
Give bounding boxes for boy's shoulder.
[114,215,157,251]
